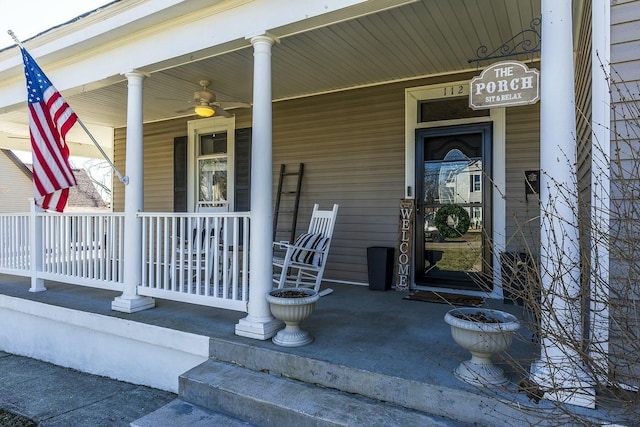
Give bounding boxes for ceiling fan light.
[194,105,215,117]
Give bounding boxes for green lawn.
[426,232,483,272]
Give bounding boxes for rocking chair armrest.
[273,241,290,250]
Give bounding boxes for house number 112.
[443,85,465,96]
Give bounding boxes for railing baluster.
[142,216,149,288]
[93,216,98,279]
[87,215,92,277]
[83,215,90,278]
[178,217,185,292]
[50,215,55,275]
[105,216,112,281]
[14,216,19,269]
[155,217,162,288]
[242,215,249,301]
[170,217,177,291]
[118,215,125,281]
[212,217,220,297]
[98,216,105,280]
[68,215,74,277]
[9,216,14,269]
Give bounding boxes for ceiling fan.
[176,80,250,118]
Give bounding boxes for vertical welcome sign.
[395,199,414,291]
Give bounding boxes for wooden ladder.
[273,163,304,243]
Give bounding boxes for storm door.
[197,131,229,212]
[415,123,492,290]
[187,117,236,213]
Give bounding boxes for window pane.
[419,98,489,122]
[200,132,227,156]
[199,158,227,203]
[423,149,482,205]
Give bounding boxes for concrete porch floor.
[0,274,623,425]
[0,274,535,385]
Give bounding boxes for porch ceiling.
[0,0,542,145]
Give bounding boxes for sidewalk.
[0,351,176,426]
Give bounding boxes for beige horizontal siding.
[113,70,539,285]
[272,83,406,283]
[503,103,541,254]
[0,152,32,213]
[113,118,191,212]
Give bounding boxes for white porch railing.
[139,212,250,311]
[0,209,125,290]
[0,213,31,274]
[0,209,250,312]
[39,212,126,290]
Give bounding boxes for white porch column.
[28,199,45,292]
[112,71,155,313]
[235,35,281,340]
[529,0,595,408]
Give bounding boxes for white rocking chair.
[272,203,339,296]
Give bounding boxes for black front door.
[415,123,492,290]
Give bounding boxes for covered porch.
[0,0,630,421]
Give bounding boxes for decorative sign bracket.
[467,17,541,66]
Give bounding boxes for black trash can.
[367,247,394,291]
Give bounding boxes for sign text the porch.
[469,61,540,110]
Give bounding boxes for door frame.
[405,82,506,297]
[187,116,236,212]
[414,123,492,290]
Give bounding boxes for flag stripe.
[47,89,77,138]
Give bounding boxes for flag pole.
[74,118,128,184]
[7,30,129,185]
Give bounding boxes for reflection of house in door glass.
[437,149,482,205]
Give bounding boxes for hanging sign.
[395,199,414,292]
[469,61,540,110]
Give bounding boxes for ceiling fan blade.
[218,101,251,109]
[212,104,233,118]
[175,106,194,114]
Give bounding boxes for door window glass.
[197,132,228,209]
[416,124,491,290]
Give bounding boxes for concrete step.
[204,337,532,426]
[135,337,584,427]
[178,359,463,427]
[131,398,257,427]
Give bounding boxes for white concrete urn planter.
[444,307,520,387]
[266,288,319,347]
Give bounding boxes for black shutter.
[234,128,252,211]
[173,136,188,212]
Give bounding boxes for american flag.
[21,47,77,212]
